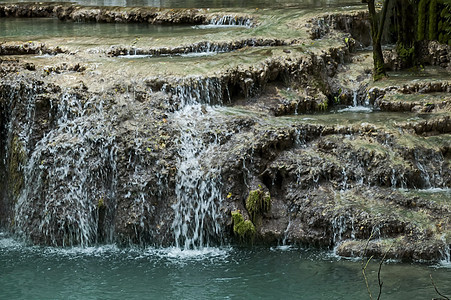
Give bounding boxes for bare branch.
[430,274,450,300]
[376,244,392,300]
[362,230,376,300]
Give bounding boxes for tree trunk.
[365,0,390,80]
[372,40,386,81]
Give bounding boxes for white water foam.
[151,246,231,261]
[118,54,153,58]
[337,105,373,113]
[194,24,249,29]
[180,51,218,57]
[13,90,117,247]
[270,245,295,252]
[337,88,372,113]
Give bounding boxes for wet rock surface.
[0,3,450,262]
[0,2,254,25]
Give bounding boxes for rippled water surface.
[0,17,243,39]
[1,233,449,299]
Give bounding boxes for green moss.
[97,197,105,209]
[231,210,256,239]
[245,188,271,225]
[317,101,328,111]
[396,43,415,66]
[372,54,387,81]
[8,135,26,199]
[373,70,386,82]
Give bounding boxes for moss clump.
[317,100,328,111]
[245,188,271,225]
[8,135,26,199]
[396,43,415,67]
[231,210,256,239]
[97,197,105,209]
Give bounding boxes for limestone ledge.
[0,2,255,25]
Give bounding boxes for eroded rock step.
[0,2,254,25]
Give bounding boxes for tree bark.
[364,0,390,80]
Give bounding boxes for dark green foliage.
[438,3,451,44]
[418,0,429,40]
[396,43,415,67]
[417,0,450,43]
[429,0,438,40]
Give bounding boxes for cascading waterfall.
[168,79,225,250]
[209,15,253,27]
[171,103,224,250]
[331,215,348,245]
[162,77,227,106]
[337,88,372,112]
[440,234,450,264]
[14,91,117,246]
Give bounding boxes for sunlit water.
[1,233,450,299]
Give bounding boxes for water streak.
[14,91,117,246]
[171,104,224,250]
[209,15,253,27]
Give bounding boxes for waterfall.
[165,77,230,251]
[440,234,450,265]
[331,215,348,245]
[162,77,225,106]
[14,91,117,246]
[208,15,253,27]
[337,88,372,113]
[170,103,224,250]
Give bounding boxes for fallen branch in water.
[376,244,392,300]
[362,228,391,300]
[430,274,450,300]
[362,230,375,300]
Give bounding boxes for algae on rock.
[8,135,26,200]
[231,210,256,240]
[245,188,271,225]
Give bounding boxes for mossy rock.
[245,188,271,225]
[231,210,255,240]
[8,135,26,199]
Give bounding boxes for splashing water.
[171,103,224,250]
[208,15,253,27]
[337,88,372,113]
[439,234,450,266]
